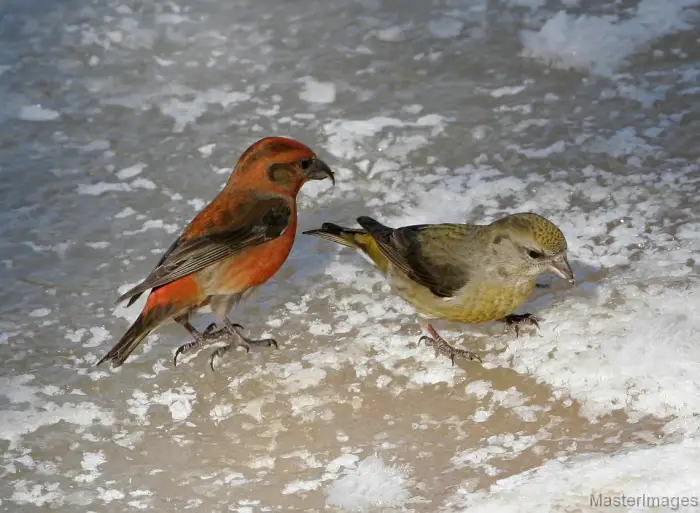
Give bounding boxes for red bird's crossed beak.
[305,159,335,186]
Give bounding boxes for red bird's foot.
[502,313,540,337]
[173,323,229,366]
[202,322,223,336]
[209,322,279,372]
[418,324,482,366]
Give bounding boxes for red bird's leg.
[418,324,482,366]
[209,319,278,371]
[173,318,226,366]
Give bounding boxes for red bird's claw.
[204,323,219,335]
[209,344,240,372]
[173,348,185,367]
[173,340,200,366]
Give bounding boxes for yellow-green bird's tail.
[303,222,389,272]
[303,222,367,249]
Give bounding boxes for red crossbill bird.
[304,213,574,364]
[98,136,334,370]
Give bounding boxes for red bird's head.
[228,136,334,196]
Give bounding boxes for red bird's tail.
[97,313,157,368]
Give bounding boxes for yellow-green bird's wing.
[304,217,479,297]
[356,216,477,298]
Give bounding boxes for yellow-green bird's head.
[486,212,575,285]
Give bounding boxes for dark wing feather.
[124,237,181,307]
[357,216,471,298]
[117,197,291,304]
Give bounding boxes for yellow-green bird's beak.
[548,255,575,286]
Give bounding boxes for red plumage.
[98,136,334,369]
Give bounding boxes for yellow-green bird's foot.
[502,313,540,337]
[418,324,482,366]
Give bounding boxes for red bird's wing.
[117,196,292,305]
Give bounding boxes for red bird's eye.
[299,158,313,170]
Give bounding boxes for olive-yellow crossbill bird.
[98,136,334,370]
[303,213,574,364]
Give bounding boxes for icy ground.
[1,0,699,511]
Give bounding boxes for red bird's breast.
[211,214,298,295]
